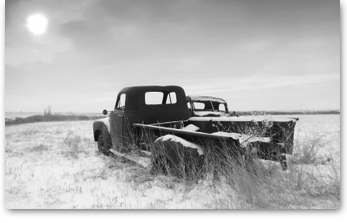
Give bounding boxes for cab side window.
[116,93,126,110]
[219,104,226,112]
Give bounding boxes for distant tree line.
[235,110,340,116]
[5,114,104,126]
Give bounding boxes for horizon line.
[4,109,341,113]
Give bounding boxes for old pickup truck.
[186,95,234,117]
[93,85,298,173]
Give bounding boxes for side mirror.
[102,109,108,115]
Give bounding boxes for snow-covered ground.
[293,115,340,162]
[4,115,340,209]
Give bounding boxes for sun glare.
[26,13,48,35]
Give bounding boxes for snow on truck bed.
[211,132,271,145]
[189,116,297,122]
[155,134,204,155]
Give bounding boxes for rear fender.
[153,134,203,164]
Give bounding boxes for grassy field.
[4,115,340,209]
[5,114,104,126]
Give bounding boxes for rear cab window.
[145,91,177,105]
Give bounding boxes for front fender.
[93,117,110,141]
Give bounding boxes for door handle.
[118,114,123,117]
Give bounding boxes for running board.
[109,149,151,168]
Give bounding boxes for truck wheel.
[97,126,112,156]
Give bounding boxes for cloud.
[6,35,72,66]
[244,40,275,52]
[184,73,340,94]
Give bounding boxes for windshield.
[192,100,228,113]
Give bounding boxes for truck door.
[110,93,126,149]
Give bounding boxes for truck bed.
[133,120,272,149]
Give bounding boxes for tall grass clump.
[207,137,340,209]
[292,136,322,165]
[151,140,205,182]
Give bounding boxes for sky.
[5,0,340,113]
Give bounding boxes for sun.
[25,13,48,35]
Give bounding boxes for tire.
[97,126,112,156]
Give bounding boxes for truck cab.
[94,85,191,151]
[186,95,232,117]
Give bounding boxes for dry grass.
[4,115,340,209]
